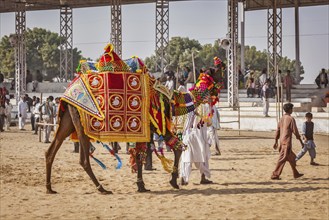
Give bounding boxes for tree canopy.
[0,27,83,81]
[144,37,304,82]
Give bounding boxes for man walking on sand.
[271,103,304,180]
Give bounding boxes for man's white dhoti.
[180,107,211,183]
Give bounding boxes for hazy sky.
[0,1,328,83]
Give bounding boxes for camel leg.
[68,105,112,195]
[169,148,182,189]
[136,144,150,192]
[45,110,75,194]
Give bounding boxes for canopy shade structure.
[0,0,179,12]
[245,0,329,11]
[1,0,328,13]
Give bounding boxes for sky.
[0,0,328,84]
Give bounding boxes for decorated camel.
[45,44,223,194]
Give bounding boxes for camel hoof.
[99,190,113,195]
[46,189,57,194]
[137,181,150,193]
[169,179,180,189]
[137,188,150,193]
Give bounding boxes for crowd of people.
[1,91,60,143]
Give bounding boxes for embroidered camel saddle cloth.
[62,71,150,142]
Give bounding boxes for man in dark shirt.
[295,112,319,165]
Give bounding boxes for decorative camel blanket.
[171,91,195,116]
[62,71,150,142]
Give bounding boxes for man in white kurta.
[180,103,213,185]
[18,96,28,130]
[207,105,221,155]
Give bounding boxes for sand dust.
[0,128,328,219]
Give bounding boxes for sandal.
[200,179,213,184]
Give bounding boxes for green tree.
[0,27,83,81]
[241,45,304,81]
[145,37,226,74]
[146,37,304,82]
[0,36,15,78]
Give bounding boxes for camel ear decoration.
[104,43,114,53]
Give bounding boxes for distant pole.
[155,0,169,74]
[192,51,196,83]
[13,4,27,104]
[176,66,179,89]
[294,0,301,84]
[240,2,245,77]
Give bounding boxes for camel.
[45,46,223,194]
[45,88,182,194]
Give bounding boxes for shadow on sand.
[220,136,273,140]
[149,185,329,197]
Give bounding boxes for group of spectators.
[9,93,60,143]
[245,68,292,100]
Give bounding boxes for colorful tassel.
[154,149,173,173]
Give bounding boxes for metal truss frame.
[110,0,122,57]
[155,0,169,74]
[60,6,73,82]
[267,0,282,77]
[227,0,239,108]
[14,4,26,102]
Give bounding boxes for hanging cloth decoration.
[171,91,195,116]
[98,141,122,170]
[89,144,107,170]
[153,148,174,173]
[61,76,104,120]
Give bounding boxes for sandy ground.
[0,127,328,220]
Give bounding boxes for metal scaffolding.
[14,4,26,102]
[267,0,282,77]
[60,6,73,82]
[110,0,122,57]
[155,0,169,74]
[227,0,239,108]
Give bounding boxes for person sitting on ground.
[315,68,328,89]
[295,112,319,166]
